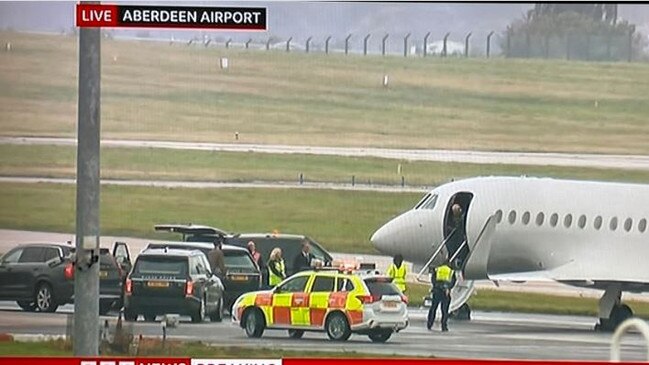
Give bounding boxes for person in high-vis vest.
[267,247,286,287]
[427,260,456,332]
[387,254,407,293]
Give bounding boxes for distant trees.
[503,3,646,61]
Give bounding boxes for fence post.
[325,36,332,55]
[464,32,472,57]
[486,31,494,58]
[403,33,411,57]
[245,38,252,49]
[505,27,512,58]
[382,34,389,56]
[345,34,352,55]
[306,36,312,53]
[299,173,304,185]
[442,32,450,57]
[286,37,292,52]
[401,176,405,187]
[628,26,635,62]
[364,34,371,55]
[225,38,231,49]
[266,38,271,51]
[351,175,355,186]
[424,32,431,57]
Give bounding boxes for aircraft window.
[495,210,503,223]
[508,210,517,224]
[414,193,431,210]
[550,213,558,227]
[578,215,587,229]
[522,211,530,225]
[624,218,633,232]
[422,194,438,210]
[563,214,573,228]
[535,212,545,226]
[639,219,647,233]
[594,216,603,230]
[609,217,618,231]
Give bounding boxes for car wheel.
[191,296,206,323]
[325,312,351,341]
[209,297,224,322]
[243,308,265,338]
[35,283,58,313]
[368,330,392,343]
[17,300,36,312]
[124,310,138,322]
[288,329,304,339]
[144,314,156,322]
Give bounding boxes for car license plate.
[230,275,248,281]
[147,281,169,288]
[99,271,108,279]
[382,301,398,308]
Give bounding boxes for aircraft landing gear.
[595,285,633,332]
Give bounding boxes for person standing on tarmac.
[292,240,316,275]
[387,254,407,293]
[207,236,227,277]
[247,240,267,287]
[427,260,456,332]
[267,248,286,288]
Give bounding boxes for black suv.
[0,243,129,314]
[124,248,225,323]
[145,241,261,311]
[155,224,333,277]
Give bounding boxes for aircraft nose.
[370,218,400,255]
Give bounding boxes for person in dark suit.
[292,240,316,275]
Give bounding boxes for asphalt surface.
[3,136,649,171]
[1,303,648,361]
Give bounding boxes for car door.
[308,274,336,328]
[196,255,223,311]
[14,247,46,299]
[0,248,24,299]
[112,242,132,275]
[272,274,310,327]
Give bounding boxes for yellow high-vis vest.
[387,263,407,292]
[435,264,454,282]
[268,259,285,287]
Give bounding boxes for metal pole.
[424,32,431,57]
[486,31,494,58]
[442,32,450,57]
[404,33,411,57]
[464,32,472,58]
[382,34,389,56]
[225,38,231,49]
[325,36,331,55]
[363,34,370,56]
[345,34,352,55]
[245,38,252,49]
[286,37,292,52]
[306,36,312,53]
[74,24,101,356]
[266,38,271,51]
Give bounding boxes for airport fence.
[158,27,645,62]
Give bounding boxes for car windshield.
[134,256,187,275]
[224,251,257,270]
[364,278,401,296]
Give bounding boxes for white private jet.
[370,176,649,331]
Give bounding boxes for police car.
[231,263,408,342]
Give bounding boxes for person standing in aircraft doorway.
[427,260,456,332]
[387,254,407,293]
[447,204,467,267]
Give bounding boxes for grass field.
[0,182,418,254]
[2,31,649,153]
[2,144,649,186]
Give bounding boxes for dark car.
[124,248,225,323]
[0,243,129,314]
[154,224,334,277]
[145,241,261,310]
